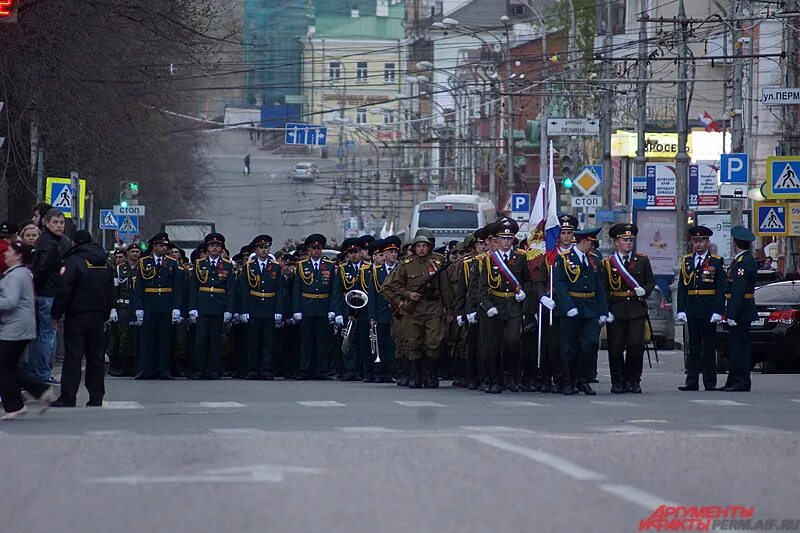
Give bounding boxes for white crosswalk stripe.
[198,402,245,408]
[689,399,748,406]
[85,430,134,436]
[494,401,545,407]
[297,401,346,407]
[394,401,445,407]
[590,400,641,407]
[460,426,533,433]
[101,401,144,409]
[589,425,662,435]
[336,426,398,433]
[210,428,268,435]
[714,425,788,434]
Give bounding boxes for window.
[596,0,626,35]
[356,61,368,82]
[418,209,479,229]
[384,62,396,83]
[513,5,524,16]
[383,110,395,125]
[356,107,367,124]
[329,61,341,80]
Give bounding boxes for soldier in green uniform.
[133,233,183,380]
[676,225,726,391]
[188,232,235,379]
[477,219,531,393]
[603,223,656,394]
[384,235,454,388]
[552,227,608,395]
[108,245,139,376]
[292,234,336,380]
[367,237,398,382]
[331,238,372,381]
[720,226,757,392]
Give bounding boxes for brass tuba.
[341,290,368,354]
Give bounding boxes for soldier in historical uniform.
[477,219,530,393]
[133,233,183,380]
[603,223,656,394]
[292,234,336,380]
[188,232,235,379]
[238,234,283,379]
[108,245,139,376]
[385,235,454,388]
[676,225,726,391]
[368,237,399,382]
[552,227,608,395]
[720,226,757,392]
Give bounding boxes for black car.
[715,281,800,371]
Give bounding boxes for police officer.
[239,234,283,379]
[188,232,235,379]
[552,227,608,395]
[603,223,656,394]
[51,231,114,407]
[293,234,336,379]
[720,226,757,392]
[368,237,400,382]
[676,225,726,392]
[133,233,183,380]
[332,238,372,381]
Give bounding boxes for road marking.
[102,401,144,409]
[714,425,789,434]
[690,400,748,406]
[199,402,246,408]
[589,425,662,435]
[590,400,641,407]
[297,401,346,407]
[87,464,324,485]
[394,401,445,407]
[494,401,545,407]
[626,419,670,424]
[599,483,680,510]
[85,430,134,436]
[337,426,398,433]
[210,428,268,435]
[461,426,533,433]
[790,399,800,404]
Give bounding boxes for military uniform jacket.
[331,261,371,318]
[176,263,191,317]
[676,252,726,319]
[368,262,397,325]
[477,249,532,320]
[466,253,486,314]
[280,270,294,317]
[602,252,656,320]
[133,254,182,313]
[454,256,474,318]
[114,263,137,307]
[239,259,283,318]
[725,251,757,323]
[292,257,335,317]
[384,254,455,317]
[189,257,236,315]
[552,249,608,319]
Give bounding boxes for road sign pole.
[70,171,82,230]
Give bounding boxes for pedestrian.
[30,202,52,230]
[603,223,656,394]
[0,242,57,420]
[50,231,114,408]
[676,226,725,392]
[243,154,251,175]
[720,226,757,392]
[19,222,40,247]
[0,221,18,275]
[27,208,71,384]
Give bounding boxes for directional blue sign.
[755,203,787,236]
[510,193,531,213]
[99,209,117,230]
[284,123,327,146]
[720,153,749,184]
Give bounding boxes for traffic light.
[559,154,574,189]
[119,180,139,207]
[562,176,574,189]
[0,0,19,23]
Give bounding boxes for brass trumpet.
[342,289,368,355]
[369,321,380,363]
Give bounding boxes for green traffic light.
[562,177,574,189]
[129,182,139,191]
[120,200,129,208]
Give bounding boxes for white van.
[407,194,497,245]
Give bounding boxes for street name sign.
[547,118,600,136]
[114,204,146,216]
[762,88,800,106]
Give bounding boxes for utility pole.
[782,0,799,271]
[600,0,614,234]
[634,0,649,180]
[730,0,744,233]
[504,19,515,197]
[675,0,690,256]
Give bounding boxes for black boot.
[397,360,409,387]
[408,359,422,389]
[422,358,439,388]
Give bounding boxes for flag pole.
[548,140,554,326]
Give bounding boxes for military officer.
[108,245,139,376]
[720,226,757,392]
[453,233,479,389]
[385,235,454,388]
[277,252,299,378]
[238,234,283,379]
[552,227,608,395]
[477,219,531,393]
[358,235,375,263]
[133,233,183,380]
[292,234,336,379]
[188,232,236,379]
[331,238,372,381]
[676,225,726,391]
[603,223,656,394]
[368,236,400,382]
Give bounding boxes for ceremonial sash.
[608,254,640,290]
[490,250,521,291]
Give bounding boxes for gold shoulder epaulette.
[711,254,721,259]
[403,256,414,264]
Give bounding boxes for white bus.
[160,219,216,256]
[407,194,497,245]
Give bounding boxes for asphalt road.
[3,351,799,533]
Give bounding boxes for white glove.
[109,309,119,323]
[286,318,295,326]
[274,313,282,322]
[606,312,615,324]
[599,315,608,325]
[515,289,526,302]
[676,312,687,323]
[467,312,477,324]
[710,313,723,324]
[456,315,464,327]
[335,315,344,326]
[135,310,144,322]
[726,318,737,327]
[486,307,499,318]
[634,286,646,297]
[293,312,303,322]
[240,313,249,323]
[566,308,579,318]
[327,312,335,322]
[276,320,284,328]
[189,310,198,324]
[223,312,233,324]
[540,295,555,310]
[171,309,181,324]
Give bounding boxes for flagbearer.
[552,227,608,395]
[603,223,656,394]
[676,225,726,391]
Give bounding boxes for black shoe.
[340,373,359,382]
[630,382,642,394]
[719,385,750,392]
[206,374,221,380]
[552,382,564,394]
[259,373,274,381]
[108,368,125,377]
[704,385,717,391]
[245,372,259,380]
[611,382,626,394]
[484,384,501,394]
[539,381,552,394]
[363,375,376,383]
[187,372,203,380]
[134,372,154,380]
[578,382,597,396]
[86,399,103,407]
[51,398,76,408]
[519,381,534,393]
[588,378,600,384]
[159,374,174,381]
[466,378,478,390]
[678,384,699,391]
[562,384,577,395]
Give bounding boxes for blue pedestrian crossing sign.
[284,123,327,146]
[754,202,788,236]
[115,214,139,237]
[765,156,800,199]
[45,177,87,219]
[99,209,118,230]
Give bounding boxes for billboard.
[636,210,678,275]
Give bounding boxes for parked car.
[290,162,318,182]
[715,280,800,372]
[756,269,783,287]
[600,285,675,350]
